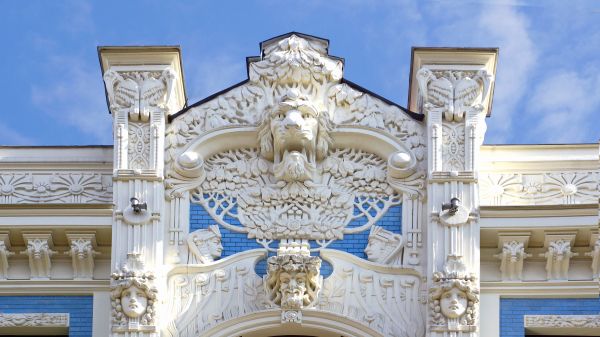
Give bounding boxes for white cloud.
[31,56,112,144]
[475,4,537,143]
[0,122,35,145]
[186,54,246,103]
[526,70,600,143]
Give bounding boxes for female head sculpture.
[111,273,157,326]
[429,277,479,326]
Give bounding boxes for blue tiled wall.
[190,202,402,278]
[0,296,93,337]
[500,297,600,337]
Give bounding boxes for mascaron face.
[440,287,467,319]
[271,106,318,158]
[279,271,307,308]
[121,285,148,318]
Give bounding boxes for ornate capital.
[539,233,578,280]
[0,232,14,280]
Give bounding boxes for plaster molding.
[0,172,112,204]
[0,313,69,328]
[20,232,56,279]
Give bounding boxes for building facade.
[0,33,598,337]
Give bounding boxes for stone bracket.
[494,232,532,281]
[539,231,578,281]
[20,232,56,280]
[65,232,99,280]
[0,232,14,280]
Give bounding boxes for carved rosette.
[265,250,322,323]
[110,268,158,333]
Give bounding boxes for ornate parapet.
[20,233,56,280]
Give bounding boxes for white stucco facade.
[0,33,597,337]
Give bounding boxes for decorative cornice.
[0,313,69,327]
[524,314,600,328]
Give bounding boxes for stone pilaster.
[99,47,185,337]
[411,48,497,337]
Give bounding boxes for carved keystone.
[65,233,99,280]
[0,232,14,279]
[494,232,531,281]
[20,233,56,280]
[539,232,578,280]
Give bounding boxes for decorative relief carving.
[66,234,99,280]
[186,225,223,264]
[111,268,157,332]
[20,234,56,280]
[327,83,426,161]
[187,145,401,248]
[524,315,600,328]
[494,240,531,281]
[318,250,426,337]
[0,234,14,279]
[103,69,176,122]
[0,172,112,204]
[265,244,321,323]
[0,313,69,327]
[364,225,403,265]
[441,123,465,172]
[480,171,599,206]
[166,250,270,337]
[417,68,492,122]
[540,239,578,280]
[128,122,151,170]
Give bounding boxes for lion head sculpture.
[258,89,332,182]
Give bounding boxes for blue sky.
[1,0,599,145]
